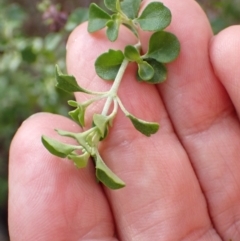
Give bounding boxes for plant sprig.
[42,0,180,189]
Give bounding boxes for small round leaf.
[95,49,124,80]
[138,61,154,80]
[120,0,141,19]
[88,3,111,33]
[104,0,118,12]
[146,31,180,63]
[136,2,171,31]
[138,59,167,84]
[106,15,121,42]
[126,113,159,136]
[124,45,141,62]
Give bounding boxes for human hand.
[8,0,240,240]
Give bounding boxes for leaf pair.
[124,44,165,83]
[94,30,180,83]
[68,100,86,127]
[42,136,90,168]
[124,45,154,81]
[88,1,172,42]
[124,30,180,83]
[88,1,138,41]
[42,134,125,189]
[104,0,141,19]
[88,0,142,41]
[137,30,180,83]
[56,66,110,127]
[88,3,120,41]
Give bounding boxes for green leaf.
[104,0,118,12]
[68,108,80,123]
[93,114,109,138]
[106,14,121,42]
[68,152,90,168]
[56,129,78,139]
[121,0,141,19]
[138,61,154,80]
[68,100,78,107]
[68,100,86,127]
[136,2,171,31]
[95,154,125,189]
[56,129,86,147]
[124,45,141,62]
[126,113,159,136]
[69,106,86,127]
[95,49,124,80]
[138,58,167,84]
[55,65,91,94]
[88,3,111,33]
[146,31,180,63]
[42,136,76,158]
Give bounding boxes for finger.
[66,1,220,240]
[210,26,240,117]
[9,113,116,241]
[208,25,240,239]
[154,1,240,240]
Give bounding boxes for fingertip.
[210,25,240,115]
[210,25,240,79]
[9,112,115,240]
[10,112,79,160]
[9,112,82,199]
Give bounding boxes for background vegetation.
[0,0,239,240]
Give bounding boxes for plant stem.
[101,40,142,117]
[101,57,129,116]
[82,94,108,107]
[116,96,129,115]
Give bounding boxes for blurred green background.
[0,0,239,240]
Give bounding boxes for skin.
[8,0,240,240]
